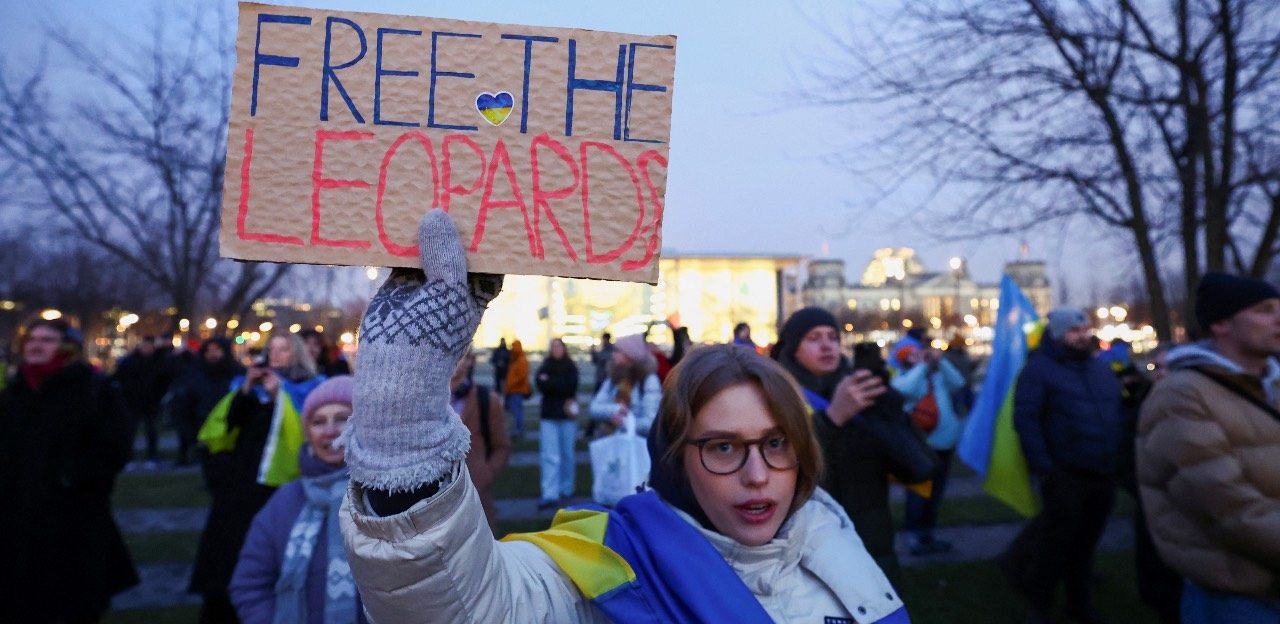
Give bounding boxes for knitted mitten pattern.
[343,209,503,492]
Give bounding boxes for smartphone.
[250,348,268,368]
[852,342,891,385]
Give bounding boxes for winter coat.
[1013,338,1125,476]
[0,362,139,622]
[535,355,580,421]
[811,390,937,586]
[113,349,172,416]
[230,450,368,624]
[191,389,284,595]
[169,358,245,437]
[505,341,531,397]
[339,463,907,623]
[588,374,662,435]
[1137,343,1280,600]
[891,357,967,450]
[457,384,511,529]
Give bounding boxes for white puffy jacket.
[341,462,905,623]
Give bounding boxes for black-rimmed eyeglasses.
[687,435,799,475]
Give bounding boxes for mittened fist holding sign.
[343,209,503,492]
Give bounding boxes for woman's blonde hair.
[655,344,823,509]
[268,332,318,380]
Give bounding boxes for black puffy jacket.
[1013,339,1125,477]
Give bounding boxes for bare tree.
[807,0,1280,340]
[0,5,289,330]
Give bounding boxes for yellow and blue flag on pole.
[957,275,1041,517]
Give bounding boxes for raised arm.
[338,210,599,623]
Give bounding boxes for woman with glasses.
[336,211,908,623]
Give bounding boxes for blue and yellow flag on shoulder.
[957,275,1040,517]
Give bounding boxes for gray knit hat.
[1047,308,1089,339]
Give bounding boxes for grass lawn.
[491,463,594,499]
[103,605,199,624]
[901,550,1158,624]
[113,471,208,509]
[122,531,202,565]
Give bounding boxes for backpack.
[909,377,940,433]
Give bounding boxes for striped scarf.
[273,466,357,624]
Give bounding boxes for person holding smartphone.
[771,308,937,589]
[190,332,326,623]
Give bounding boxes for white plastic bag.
[589,414,650,505]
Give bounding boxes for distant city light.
[259,322,273,332]
[178,318,190,331]
[1096,307,1110,319]
[205,317,217,330]
[289,323,302,333]
[227,319,240,330]
[119,313,139,327]
[40,309,62,320]
[339,332,355,344]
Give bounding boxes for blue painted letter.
[375,28,423,127]
[500,34,559,134]
[624,43,673,143]
[428,31,481,131]
[252,13,312,117]
[565,40,626,139]
[321,17,367,123]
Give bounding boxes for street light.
[227,319,240,330]
[289,323,302,333]
[259,321,273,332]
[178,318,190,331]
[205,317,217,330]
[1096,307,1110,320]
[40,309,62,320]
[119,313,139,327]
[1110,306,1127,322]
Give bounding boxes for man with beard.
[1005,308,1124,624]
[168,338,246,468]
[1138,273,1280,622]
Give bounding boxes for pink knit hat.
[301,375,354,424]
[613,334,656,369]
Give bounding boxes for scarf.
[19,354,70,391]
[273,458,356,624]
[506,491,773,623]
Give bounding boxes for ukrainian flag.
[957,275,1040,517]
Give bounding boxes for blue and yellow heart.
[475,91,514,126]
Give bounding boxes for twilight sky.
[1,0,1125,302]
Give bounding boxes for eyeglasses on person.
[688,434,798,475]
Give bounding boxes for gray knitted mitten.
[343,209,503,492]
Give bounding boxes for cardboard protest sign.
[220,3,676,283]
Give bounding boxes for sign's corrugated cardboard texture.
[221,3,676,284]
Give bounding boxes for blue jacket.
[1013,339,1124,476]
[230,450,366,624]
[892,357,967,450]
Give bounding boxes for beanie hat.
[1196,272,1280,333]
[613,334,655,368]
[1047,308,1089,340]
[301,375,354,424]
[772,307,838,361]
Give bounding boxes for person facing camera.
[230,375,366,623]
[336,210,910,623]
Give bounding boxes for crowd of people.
[0,213,1276,623]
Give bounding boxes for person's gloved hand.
[343,209,503,492]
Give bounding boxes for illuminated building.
[474,254,804,349]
